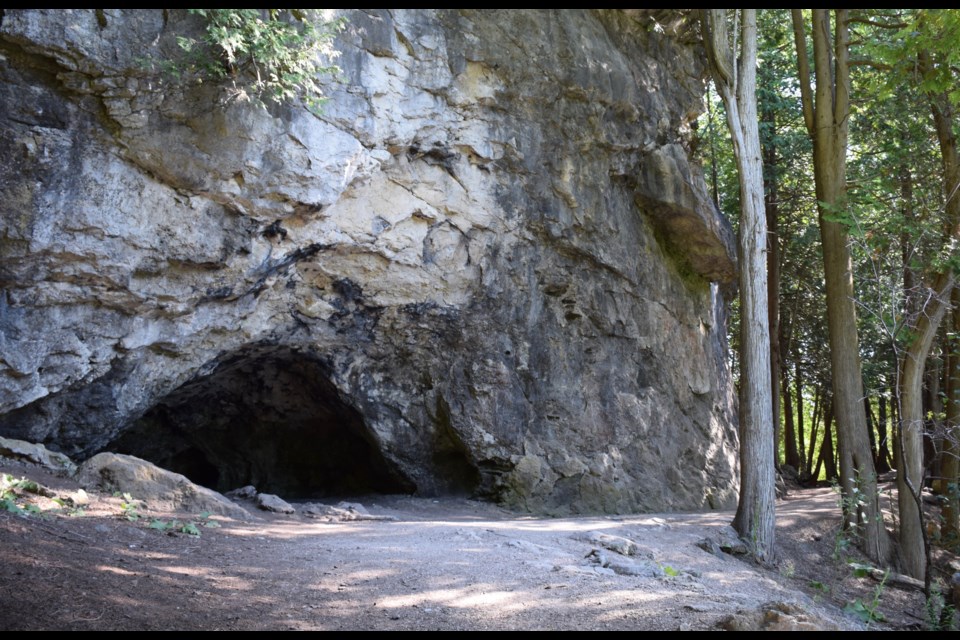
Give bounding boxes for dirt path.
[0,459,946,631]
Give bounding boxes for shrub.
[153,9,344,113]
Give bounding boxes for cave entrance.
[108,345,415,499]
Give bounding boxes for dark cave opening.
[107,345,416,499]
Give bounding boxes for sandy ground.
[0,458,954,631]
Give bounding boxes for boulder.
[0,437,77,476]
[75,452,251,520]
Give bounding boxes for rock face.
[0,10,739,513]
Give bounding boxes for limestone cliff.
[0,9,739,513]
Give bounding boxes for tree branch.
[848,58,893,71]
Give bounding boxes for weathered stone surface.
[75,452,251,520]
[573,531,651,558]
[719,601,842,632]
[0,10,739,514]
[256,493,296,514]
[0,436,77,475]
[697,524,750,557]
[226,485,258,500]
[301,501,397,522]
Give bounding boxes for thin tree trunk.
[797,360,807,475]
[928,356,944,493]
[877,393,892,474]
[943,288,960,550]
[764,92,783,469]
[807,385,822,478]
[865,396,878,467]
[898,276,955,579]
[783,365,799,471]
[819,399,837,482]
[900,158,917,318]
[702,9,776,563]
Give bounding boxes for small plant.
[925,581,959,631]
[197,511,221,529]
[780,559,796,579]
[116,492,145,522]
[844,568,888,626]
[660,564,681,577]
[833,525,853,563]
[146,9,345,114]
[149,518,201,537]
[50,496,85,517]
[1,474,45,516]
[809,580,830,594]
[847,561,874,578]
[147,512,220,538]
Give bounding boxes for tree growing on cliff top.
[149,9,344,114]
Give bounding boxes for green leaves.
[149,518,201,536]
[154,9,345,114]
[847,561,874,578]
[147,512,219,537]
[844,598,886,624]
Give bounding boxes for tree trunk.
[865,396,878,467]
[877,393,892,474]
[764,93,783,469]
[783,365,799,471]
[897,274,953,579]
[943,288,960,550]
[807,385,821,478]
[928,357,944,493]
[818,399,836,482]
[896,42,960,580]
[797,360,807,475]
[792,8,891,564]
[900,158,917,318]
[702,9,776,563]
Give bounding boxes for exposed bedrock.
[0,9,738,513]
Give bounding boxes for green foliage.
[149,518,200,536]
[926,581,958,631]
[808,580,830,593]
[1,474,38,516]
[118,493,143,522]
[150,9,344,113]
[1,496,24,515]
[843,567,890,624]
[147,511,219,538]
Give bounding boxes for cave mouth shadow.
[107,345,416,500]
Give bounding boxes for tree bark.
[897,274,953,579]
[896,43,960,579]
[763,92,784,469]
[797,360,807,475]
[792,8,891,564]
[806,384,821,478]
[702,9,776,563]
[817,398,836,482]
[865,397,878,467]
[877,393,892,474]
[943,288,960,550]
